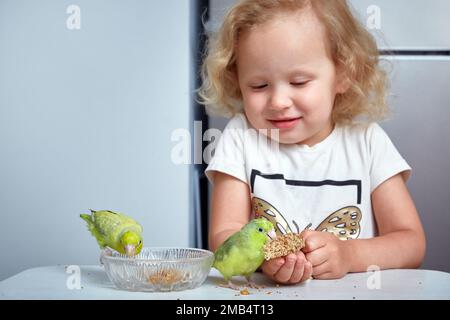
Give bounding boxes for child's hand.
[261,251,312,284]
[301,230,352,279]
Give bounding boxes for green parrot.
[80,209,143,257]
[213,218,276,290]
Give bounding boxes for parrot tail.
[80,213,92,224]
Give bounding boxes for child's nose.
[269,87,293,111]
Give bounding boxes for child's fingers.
[274,253,297,283]
[300,261,313,282]
[305,247,328,267]
[302,231,327,253]
[289,253,306,283]
[261,257,285,276]
[311,261,329,277]
[313,272,334,280]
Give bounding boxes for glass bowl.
[102,247,214,292]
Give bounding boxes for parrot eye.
[258,227,264,233]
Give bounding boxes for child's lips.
[268,117,302,129]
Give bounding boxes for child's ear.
[335,65,351,94]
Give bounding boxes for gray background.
[207,0,450,272]
[0,0,196,280]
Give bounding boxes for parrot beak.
[124,245,136,257]
[267,229,277,240]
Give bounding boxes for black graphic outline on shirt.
[250,169,362,204]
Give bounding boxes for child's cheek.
[294,90,316,114]
[301,86,333,115]
[244,93,266,114]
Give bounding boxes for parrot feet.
[245,275,262,289]
[246,281,262,290]
[218,280,241,291]
[218,278,261,291]
[99,248,113,265]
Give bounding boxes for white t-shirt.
[206,113,411,240]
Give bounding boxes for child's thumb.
[300,230,316,253]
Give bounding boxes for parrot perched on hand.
[213,218,276,290]
[80,209,143,257]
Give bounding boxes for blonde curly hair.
[198,0,389,124]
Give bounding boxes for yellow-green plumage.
[80,209,143,256]
[213,218,274,283]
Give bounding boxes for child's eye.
[291,81,309,87]
[250,84,268,90]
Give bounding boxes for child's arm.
[208,171,253,251]
[302,173,426,279]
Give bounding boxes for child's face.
[237,8,347,145]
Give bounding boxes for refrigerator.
[204,0,450,272]
[0,0,203,281]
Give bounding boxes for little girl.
[199,0,426,284]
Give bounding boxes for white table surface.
[0,265,449,300]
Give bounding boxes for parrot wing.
[214,230,264,280]
[101,210,143,233]
[80,213,107,248]
[214,231,243,264]
[114,210,143,233]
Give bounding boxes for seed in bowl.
[147,269,184,285]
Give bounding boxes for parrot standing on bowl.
[80,209,143,258]
[213,218,276,290]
